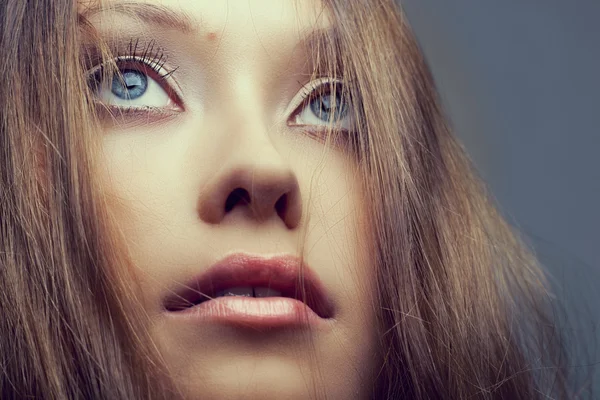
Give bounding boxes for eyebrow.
[81,1,198,33]
[80,1,341,75]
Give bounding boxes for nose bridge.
[196,76,302,229]
[228,75,270,142]
[225,73,288,188]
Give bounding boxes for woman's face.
[85,0,378,398]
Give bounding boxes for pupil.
[111,69,148,100]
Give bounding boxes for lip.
[163,253,335,329]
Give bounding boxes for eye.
[289,78,354,132]
[88,58,182,111]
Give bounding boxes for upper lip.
[163,253,334,319]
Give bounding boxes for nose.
[197,142,303,229]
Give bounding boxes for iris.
[111,69,148,100]
[309,91,349,123]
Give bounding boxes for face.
[83,0,379,398]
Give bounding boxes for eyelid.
[285,77,344,117]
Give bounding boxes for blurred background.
[400,0,599,394]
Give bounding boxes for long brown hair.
[0,0,572,398]
[0,0,177,398]
[321,1,570,398]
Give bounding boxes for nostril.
[275,194,288,220]
[224,188,251,213]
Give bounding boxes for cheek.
[290,140,373,287]
[96,135,187,273]
[291,142,380,373]
[97,133,196,233]
[307,162,375,314]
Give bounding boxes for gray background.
[401,0,599,394]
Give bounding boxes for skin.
[84,0,379,398]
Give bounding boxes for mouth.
[163,253,335,325]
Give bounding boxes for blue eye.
[289,79,354,131]
[308,91,349,123]
[111,69,148,100]
[88,61,181,110]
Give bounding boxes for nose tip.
[197,165,302,229]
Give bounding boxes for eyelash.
[124,38,179,80]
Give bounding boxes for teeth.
[214,287,283,298]
[254,287,282,298]
[215,286,253,297]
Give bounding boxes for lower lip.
[166,297,330,329]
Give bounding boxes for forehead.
[80,0,332,41]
